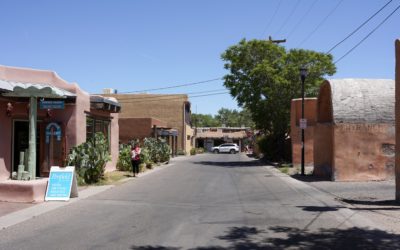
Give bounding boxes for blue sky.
[0,0,399,115]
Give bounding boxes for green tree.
[221,39,336,160]
[215,108,255,128]
[191,113,220,127]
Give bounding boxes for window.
[86,116,111,148]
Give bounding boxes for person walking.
[131,144,141,177]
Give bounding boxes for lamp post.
[300,67,308,176]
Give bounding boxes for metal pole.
[301,75,305,176]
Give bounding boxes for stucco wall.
[290,98,317,166]
[0,65,119,178]
[333,123,395,181]
[105,94,189,151]
[118,117,167,143]
[313,123,334,178]
[185,124,194,155]
[395,39,400,200]
[0,100,12,180]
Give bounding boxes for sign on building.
[40,100,65,109]
[45,166,78,201]
[299,118,307,129]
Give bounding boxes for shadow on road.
[193,160,262,168]
[296,205,346,212]
[291,174,331,182]
[131,225,400,249]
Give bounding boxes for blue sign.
[40,100,64,109]
[45,123,62,143]
[45,167,78,201]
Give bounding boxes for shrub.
[177,150,186,155]
[190,148,196,155]
[117,144,132,171]
[143,137,171,163]
[66,132,111,184]
[196,147,205,154]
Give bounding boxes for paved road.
[0,153,399,249]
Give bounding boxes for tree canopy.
[221,39,336,160]
[191,108,254,128]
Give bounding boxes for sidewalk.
[0,156,186,229]
[284,171,400,234]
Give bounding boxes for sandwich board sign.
[45,166,78,201]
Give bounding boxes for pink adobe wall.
[395,39,400,200]
[290,98,317,166]
[333,123,395,181]
[0,100,12,180]
[88,109,119,173]
[0,65,90,152]
[0,65,122,179]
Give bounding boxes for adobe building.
[0,65,120,202]
[290,98,317,167]
[104,93,194,154]
[119,117,179,156]
[395,39,400,201]
[195,127,250,152]
[314,79,395,181]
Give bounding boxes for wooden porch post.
[28,96,37,179]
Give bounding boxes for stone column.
[396,39,400,201]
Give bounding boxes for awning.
[90,95,121,113]
[0,80,76,98]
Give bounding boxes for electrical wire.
[116,91,230,104]
[274,0,301,37]
[334,2,400,64]
[327,0,393,53]
[113,88,227,101]
[116,77,222,94]
[297,0,344,47]
[287,0,318,39]
[261,0,282,38]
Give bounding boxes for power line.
[117,77,222,94]
[112,88,227,101]
[287,0,318,39]
[117,91,230,104]
[261,0,282,38]
[327,0,393,53]
[297,0,344,47]
[274,0,301,37]
[334,2,400,64]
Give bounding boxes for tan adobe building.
[104,93,194,154]
[314,79,395,181]
[290,98,317,167]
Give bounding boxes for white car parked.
[211,143,240,154]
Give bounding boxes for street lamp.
[299,67,308,176]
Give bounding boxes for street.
[0,153,399,249]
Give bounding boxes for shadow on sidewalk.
[337,198,400,211]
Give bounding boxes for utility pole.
[269,36,286,44]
